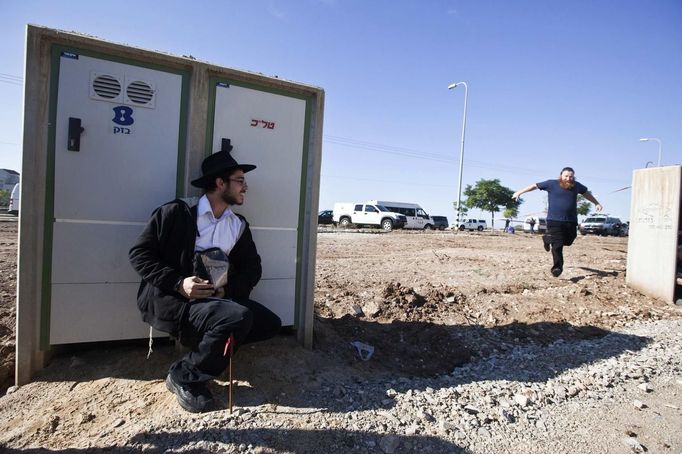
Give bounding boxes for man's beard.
[221,191,243,206]
[559,179,575,190]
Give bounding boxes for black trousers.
[544,220,578,271]
[170,298,281,386]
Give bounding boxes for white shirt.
[195,195,243,254]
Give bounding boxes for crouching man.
[129,142,281,413]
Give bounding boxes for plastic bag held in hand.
[194,247,229,288]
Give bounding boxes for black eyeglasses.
[228,178,247,186]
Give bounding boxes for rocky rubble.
[377,318,681,452]
[5,318,672,453]
[183,317,677,454]
[145,319,678,452]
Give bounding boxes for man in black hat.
[129,141,281,413]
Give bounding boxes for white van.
[367,200,434,229]
[8,183,19,215]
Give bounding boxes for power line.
[325,135,453,163]
[326,135,449,158]
[0,73,23,86]
[322,173,452,188]
[0,73,22,81]
[322,174,629,197]
[323,134,630,185]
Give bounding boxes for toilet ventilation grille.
[126,81,154,105]
[92,74,122,99]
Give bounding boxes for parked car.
[8,183,19,215]
[579,214,623,236]
[455,219,487,231]
[431,216,449,230]
[318,210,333,225]
[367,200,434,230]
[332,202,406,231]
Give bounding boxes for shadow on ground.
[29,316,649,414]
[568,266,622,283]
[0,428,463,453]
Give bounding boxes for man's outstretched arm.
[583,191,603,212]
[512,184,538,201]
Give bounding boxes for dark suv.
[318,210,333,225]
[431,216,449,230]
[579,215,623,236]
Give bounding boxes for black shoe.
[551,267,563,277]
[542,235,551,252]
[165,374,213,413]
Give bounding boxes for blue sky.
[1,0,680,223]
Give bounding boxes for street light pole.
[639,137,662,167]
[448,81,468,226]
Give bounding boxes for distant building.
[0,169,19,191]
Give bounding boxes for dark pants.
[170,298,281,386]
[544,220,578,271]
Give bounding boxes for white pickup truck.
[454,219,487,231]
[333,202,407,231]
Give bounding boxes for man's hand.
[178,276,214,299]
[583,192,602,212]
[511,184,537,202]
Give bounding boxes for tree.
[0,189,8,208]
[463,179,519,230]
[576,194,592,217]
[503,206,518,220]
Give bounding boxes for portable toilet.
[16,25,324,384]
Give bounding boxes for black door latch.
[67,117,85,151]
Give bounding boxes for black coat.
[129,199,262,337]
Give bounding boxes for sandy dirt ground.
[0,222,681,452]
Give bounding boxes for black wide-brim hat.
[190,139,256,189]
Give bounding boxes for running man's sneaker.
[551,267,563,277]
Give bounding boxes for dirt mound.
[313,281,473,377]
[315,314,471,378]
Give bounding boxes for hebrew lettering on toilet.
[249,119,276,130]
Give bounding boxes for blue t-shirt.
[536,179,587,223]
